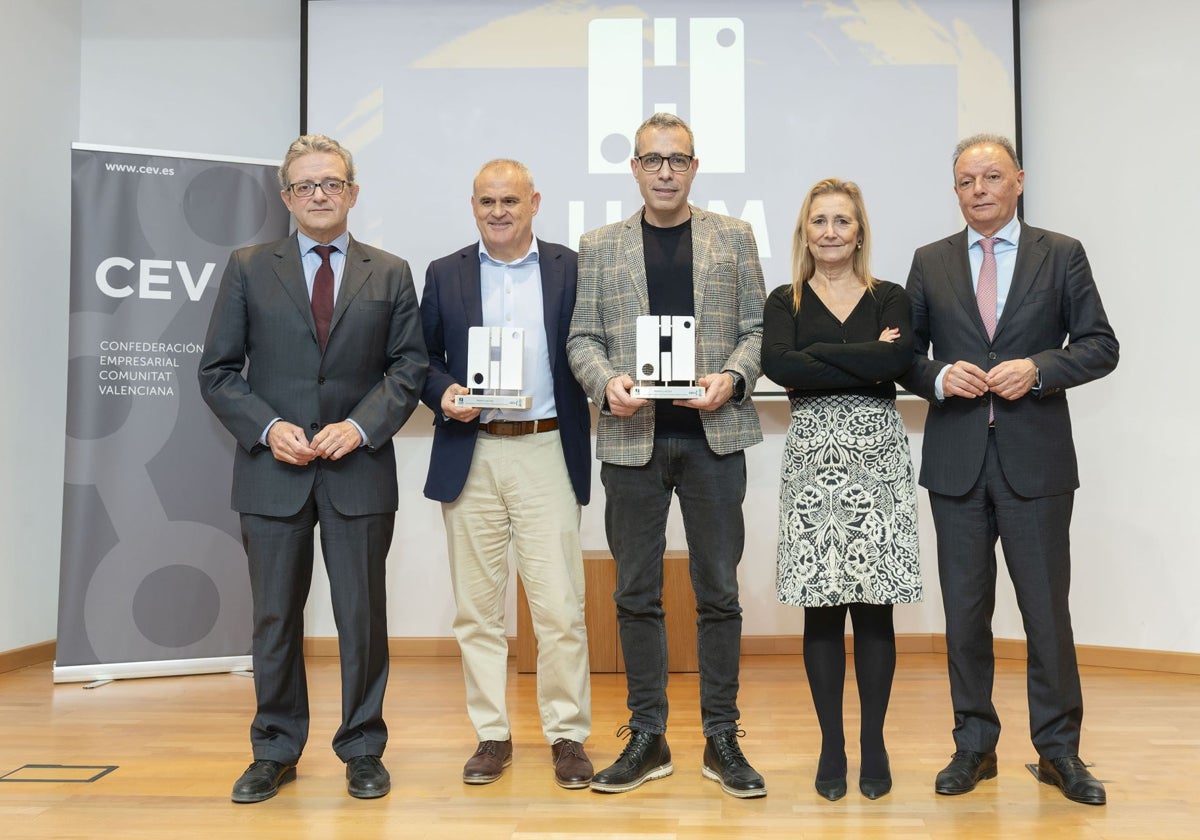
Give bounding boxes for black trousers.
[241,472,394,764]
[929,430,1083,758]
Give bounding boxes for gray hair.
[473,158,536,193]
[953,133,1021,170]
[278,134,356,188]
[633,112,696,157]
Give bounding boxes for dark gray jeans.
[601,437,746,737]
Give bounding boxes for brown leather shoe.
[551,739,594,789]
[463,739,512,785]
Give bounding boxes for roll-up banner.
[56,145,290,683]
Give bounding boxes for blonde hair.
[790,178,875,312]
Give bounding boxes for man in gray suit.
[903,134,1118,805]
[568,113,766,798]
[199,134,427,803]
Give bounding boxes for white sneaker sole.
[589,762,674,793]
[702,764,767,798]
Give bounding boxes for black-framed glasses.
[287,179,349,197]
[634,153,694,173]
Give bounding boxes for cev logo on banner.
[588,18,746,174]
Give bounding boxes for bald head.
[471,159,541,263]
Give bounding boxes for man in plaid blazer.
[567,113,767,799]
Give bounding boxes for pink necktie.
[977,237,998,339]
[978,237,997,422]
[312,245,336,351]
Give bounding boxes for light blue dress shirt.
[298,229,350,299]
[478,238,556,424]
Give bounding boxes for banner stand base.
[53,654,253,684]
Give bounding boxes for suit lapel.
[538,241,564,376]
[690,205,711,314]
[994,224,1048,342]
[458,246,484,327]
[330,235,372,338]
[622,210,650,312]
[272,233,317,341]
[940,229,991,342]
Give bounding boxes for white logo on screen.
[587,18,745,175]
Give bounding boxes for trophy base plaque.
[455,393,533,409]
[631,385,706,399]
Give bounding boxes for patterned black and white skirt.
[776,394,922,607]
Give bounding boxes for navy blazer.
[901,223,1119,498]
[419,239,591,505]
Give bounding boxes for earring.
[856,240,863,250]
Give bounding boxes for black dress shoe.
[1037,756,1106,805]
[231,759,296,804]
[814,751,847,801]
[814,775,847,801]
[346,755,390,799]
[934,750,998,795]
[589,726,673,793]
[702,729,766,799]
[859,752,892,800]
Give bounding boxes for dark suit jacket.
[199,232,428,517]
[902,222,1118,498]
[419,239,591,505]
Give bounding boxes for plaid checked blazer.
[567,206,765,466]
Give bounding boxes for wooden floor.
[1,653,1197,839]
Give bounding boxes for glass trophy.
[455,326,533,409]
[630,315,705,399]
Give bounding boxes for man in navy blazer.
[199,135,427,803]
[902,134,1118,805]
[420,159,593,789]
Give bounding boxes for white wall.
[78,0,299,160]
[4,0,1196,656]
[0,1,82,653]
[1019,0,1200,653]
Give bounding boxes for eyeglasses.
[287,179,349,197]
[634,153,694,173]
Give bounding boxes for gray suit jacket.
[901,223,1118,498]
[567,206,765,467]
[198,232,427,516]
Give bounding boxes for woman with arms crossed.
[762,179,921,801]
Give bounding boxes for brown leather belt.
[479,417,558,436]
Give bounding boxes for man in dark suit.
[198,134,427,803]
[419,160,593,789]
[567,113,766,798]
[903,134,1118,805]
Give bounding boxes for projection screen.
[306,0,1018,391]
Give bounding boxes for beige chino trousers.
[443,429,591,744]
